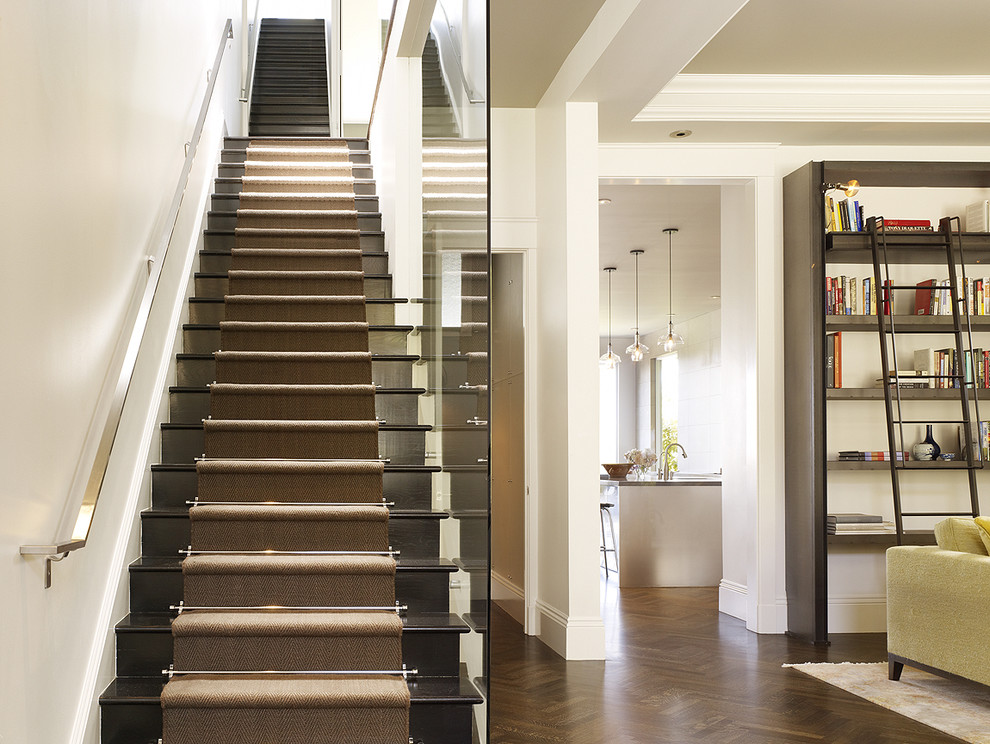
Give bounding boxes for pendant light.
[660,228,685,352]
[625,249,649,362]
[599,267,621,369]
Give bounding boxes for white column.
[533,99,606,660]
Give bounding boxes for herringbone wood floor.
[490,583,963,744]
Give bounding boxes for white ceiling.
[490,0,990,144]
[598,184,721,337]
[682,0,990,76]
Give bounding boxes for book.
[914,348,935,388]
[878,218,934,232]
[825,333,835,388]
[966,200,989,232]
[828,513,884,524]
[833,332,842,388]
[915,279,935,315]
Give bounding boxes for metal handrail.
[20,19,235,587]
[432,0,484,105]
[367,0,399,137]
[240,0,263,112]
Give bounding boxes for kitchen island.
[600,476,722,587]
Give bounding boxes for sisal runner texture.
[161,140,409,744]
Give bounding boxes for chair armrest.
[887,546,990,686]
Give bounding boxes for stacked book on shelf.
[915,277,990,316]
[876,371,929,389]
[876,218,933,232]
[827,513,896,535]
[825,332,842,388]
[913,347,990,389]
[825,276,879,315]
[837,450,909,462]
[826,196,865,232]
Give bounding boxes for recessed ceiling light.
[710,295,721,300]
[599,198,612,205]
[669,129,692,139]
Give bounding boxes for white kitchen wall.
[635,312,722,474]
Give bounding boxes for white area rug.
[785,662,990,744]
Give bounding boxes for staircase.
[250,19,331,136]
[98,137,484,742]
[422,34,459,138]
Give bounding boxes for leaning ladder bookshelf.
[867,215,982,539]
[782,161,990,645]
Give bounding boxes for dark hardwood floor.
[490,581,963,744]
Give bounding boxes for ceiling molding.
[635,74,990,123]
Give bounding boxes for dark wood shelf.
[827,530,936,547]
[827,460,981,470]
[827,388,981,400]
[826,230,990,264]
[825,314,990,332]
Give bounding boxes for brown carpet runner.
[162,676,409,744]
[161,140,410,744]
[197,460,385,503]
[230,247,364,271]
[214,351,374,384]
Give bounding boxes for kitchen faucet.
[662,442,687,480]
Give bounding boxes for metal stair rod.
[170,603,408,614]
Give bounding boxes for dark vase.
[923,425,941,458]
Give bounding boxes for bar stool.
[600,501,617,576]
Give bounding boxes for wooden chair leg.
[888,656,904,681]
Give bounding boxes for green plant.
[661,422,680,474]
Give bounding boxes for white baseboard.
[828,594,887,633]
[718,579,747,621]
[535,600,606,660]
[755,597,789,634]
[492,570,525,627]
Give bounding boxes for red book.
[915,279,935,315]
[883,280,893,315]
[883,219,932,227]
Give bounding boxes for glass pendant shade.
[600,346,622,369]
[600,266,621,368]
[661,320,684,352]
[627,249,647,362]
[625,332,648,361]
[661,227,685,352]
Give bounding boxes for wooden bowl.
[602,463,633,479]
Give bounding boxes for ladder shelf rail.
[867,215,982,544]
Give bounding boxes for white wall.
[0,4,241,741]
[636,311,722,474]
[341,0,382,134]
